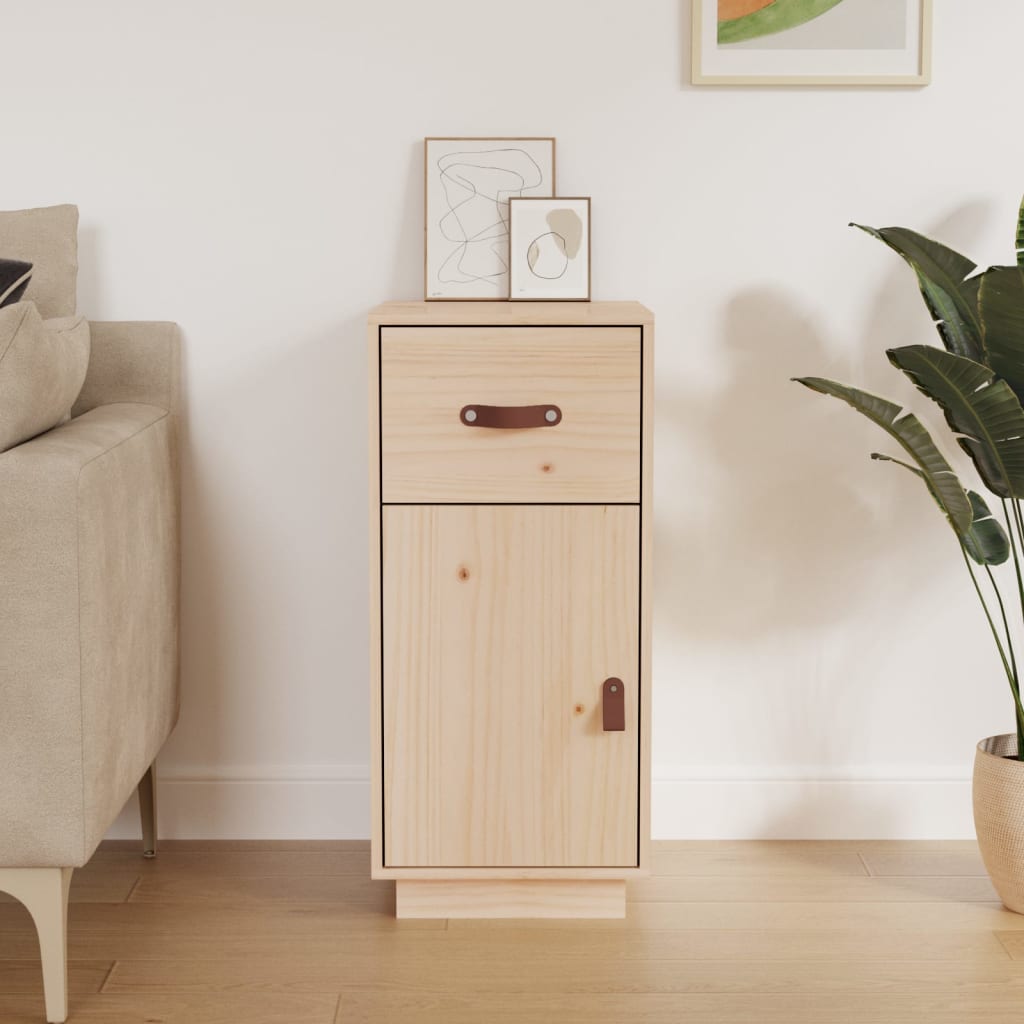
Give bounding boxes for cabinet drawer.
[379,326,641,502]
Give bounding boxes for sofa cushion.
[0,303,91,453]
[0,205,78,318]
[0,258,32,307]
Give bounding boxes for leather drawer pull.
[603,678,625,732]
[460,404,562,429]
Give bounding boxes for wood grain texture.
[0,959,110,995]
[332,990,1024,1024]
[103,954,1024,995]
[382,505,640,869]
[88,848,369,877]
[652,844,869,877]
[368,316,384,886]
[370,303,653,905]
[396,879,626,919]
[861,848,988,877]
[370,301,653,327]
[5,841,1024,1023]
[447,900,1024,932]
[380,326,642,503]
[628,873,999,903]
[0,872,137,904]
[638,320,653,874]
[0,993,339,1024]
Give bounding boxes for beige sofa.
[0,206,180,1023]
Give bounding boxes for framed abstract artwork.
[508,197,590,302]
[424,137,556,300]
[692,0,932,86]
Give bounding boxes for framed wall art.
[692,0,932,86]
[424,137,555,301]
[508,197,590,302]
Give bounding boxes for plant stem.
[1012,498,1024,755]
[1001,498,1024,627]
[960,544,1024,745]
[985,562,1019,689]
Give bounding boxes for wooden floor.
[2,841,1024,1022]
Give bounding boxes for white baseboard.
[106,765,372,841]
[105,764,976,841]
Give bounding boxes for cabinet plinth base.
[395,879,626,919]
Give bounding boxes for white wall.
[4,0,1022,840]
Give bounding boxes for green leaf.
[963,490,1012,565]
[853,224,986,364]
[980,266,1024,405]
[886,345,1024,499]
[871,455,1010,565]
[793,376,973,533]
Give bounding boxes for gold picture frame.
[691,0,933,86]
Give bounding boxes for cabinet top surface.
[370,300,653,326]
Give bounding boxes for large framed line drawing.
[424,137,556,301]
[692,0,932,86]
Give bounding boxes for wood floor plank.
[0,993,338,1024]
[652,847,868,877]
[0,903,441,960]
[629,874,999,903]
[87,850,370,877]
[0,959,111,994]
[2,840,1022,1024]
[860,849,988,877]
[99,839,368,852]
[995,932,1024,959]
[127,874,393,906]
[448,900,1024,931]
[649,841,930,851]
[0,872,137,904]
[104,955,1024,996]
[333,990,1024,1024]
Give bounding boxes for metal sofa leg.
[138,764,157,859]
[0,866,73,1022]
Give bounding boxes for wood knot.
[541,463,554,474]
[574,704,585,715]
[457,566,471,582]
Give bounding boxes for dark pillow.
[0,259,32,307]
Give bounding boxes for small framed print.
[508,197,590,302]
[424,136,556,301]
[692,0,932,86]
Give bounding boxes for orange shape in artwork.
[719,0,775,21]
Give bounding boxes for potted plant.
[795,199,1024,911]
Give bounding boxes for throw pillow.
[0,258,32,307]
[0,205,78,318]
[0,302,90,453]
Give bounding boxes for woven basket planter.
[974,734,1024,913]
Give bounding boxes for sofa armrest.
[0,403,180,867]
[73,321,180,417]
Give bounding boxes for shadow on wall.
[656,201,995,646]
[652,202,994,836]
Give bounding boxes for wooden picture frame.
[692,0,933,86]
[424,137,556,301]
[508,197,591,302]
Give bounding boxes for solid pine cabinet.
[369,301,653,919]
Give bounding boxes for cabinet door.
[382,505,640,868]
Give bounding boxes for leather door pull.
[603,678,625,732]
[460,404,562,428]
